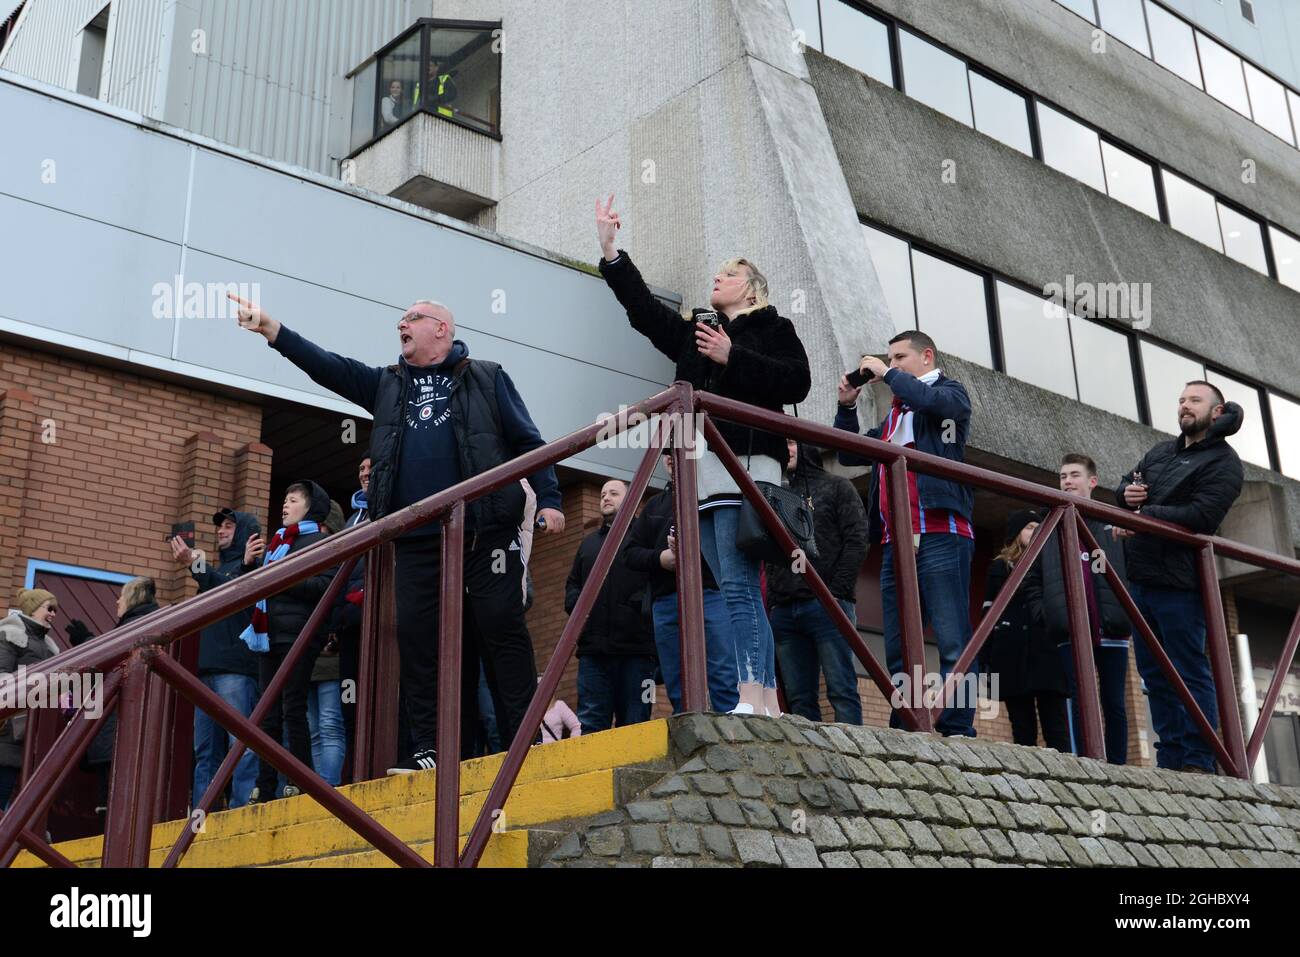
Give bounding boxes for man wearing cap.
[169,508,262,808]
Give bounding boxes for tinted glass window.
[1163,170,1223,251]
[1037,103,1107,192]
[899,30,973,126]
[1205,371,1270,468]
[970,72,1033,155]
[1097,0,1151,57]
[1070,315,1140,421]
[1269,392,1300,480]
[861,224,916,332]
[1145,2,1202,88]
[1243,62,1296,145]
[997,282,1077,398]
[1269,226,1300,293]
[1100,141,1159,219]
[1056,0,1098,23]
[1217,204,1268,274]
[1197,32,1251,116]
[1140,340,1204,435]
[911,250,993,367]
[822,1,893,86]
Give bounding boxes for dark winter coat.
[834,369,974,544]
[765,445,869,604]
[0,612,61,768]
[193,510,261,678]
[981,560,1067,699]
[1116,403,1244,591]
[624,483,720,600]
[564,520,655,658]
[249,480,335,648]
[1031,515,1132,641]
[598,251,811,463]
[83,600,161,768]
[270,326,561,540]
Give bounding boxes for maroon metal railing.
[2,381,1297,869]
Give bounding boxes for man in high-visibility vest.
[413,58,456,119]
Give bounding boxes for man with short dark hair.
[1115,381,1244,773]
[834,331,977,736]
[1031,454,1131,764]
[565,479,656,734]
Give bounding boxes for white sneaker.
[728,703,756,715]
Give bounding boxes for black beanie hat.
[1004,509,1041,546]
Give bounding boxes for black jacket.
[270,326,561,539]
[624,484,720,600]
[564,520,655,658]
[1031,515,1131,641]
[981,560,1067,698]
[598,251,811,463]
[1116,403,1245,591]
[329,499,368,636]
[248,480,335,647]
[765,445,869,604]
[193,510,261,677]
[83,600,161,768]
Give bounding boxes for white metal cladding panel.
[103,0,164,115]
[179,0,434,175]
[0,0,105,85]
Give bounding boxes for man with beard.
[1114,381,1243,773]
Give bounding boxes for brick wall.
[0,343,268,615]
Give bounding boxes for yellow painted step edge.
[272,830,534,869]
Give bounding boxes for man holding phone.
[833,331,976,736]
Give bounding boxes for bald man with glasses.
[233,294,565,773]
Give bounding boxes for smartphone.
[845,368,874,389]
[695,310,721,331]
[168,521,196,546]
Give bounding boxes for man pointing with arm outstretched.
[232,293,564,772]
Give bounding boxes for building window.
[910,250,993,368]
[786,0,822,52]
[1269,392,1300,480]
[860,224,915,332]
[1100,141,1160,219]
[1216,203,1268,274]
[821,1,892,86]
[997,282,1077,399]
[1269,226,1300,293]
[1145,1,1203,89]
[1197,31,1251,116]
[899,30,972,127]
[1205,370,1271,468]
[1243,62,1296,145]
[352,19,502,155]
[1037,103,1107,193]
[1069,315,1140,421]
[1139,341,1204,435]
[969,72,1033,156]
[75,5,110,100]
[1162,170,1223,251]
[1096,0,1152,57]
[1057,0,1098,23]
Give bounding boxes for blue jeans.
[306,680,345,786]
[700,505,775,688]
[576,654,658,734]
[772,598,863,724]
[1059,640,1130,764]
[1130,582,1220,771]
[192,672,259,809]
[881,533,976,736]
[652,591,740,713]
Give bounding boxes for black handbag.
[734,409,819,565]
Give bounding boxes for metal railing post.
[101,650,159,868]
[434,501,465,868]
[886,458,932,732]
[672,386,707,712]
[1200,545,1249,778]
[356,541,399,780]
[1060,508,1104,760]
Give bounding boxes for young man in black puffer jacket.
[241,480,334,802]
[766,440,869,724]
[1115,383,1244,773]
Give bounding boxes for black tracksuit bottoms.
[394,528,539,759]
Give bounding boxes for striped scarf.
[238,520,319,652]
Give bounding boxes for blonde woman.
[596,195,810,717]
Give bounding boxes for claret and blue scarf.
[238,520,320,652]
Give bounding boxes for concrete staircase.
[12,720,671,868]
